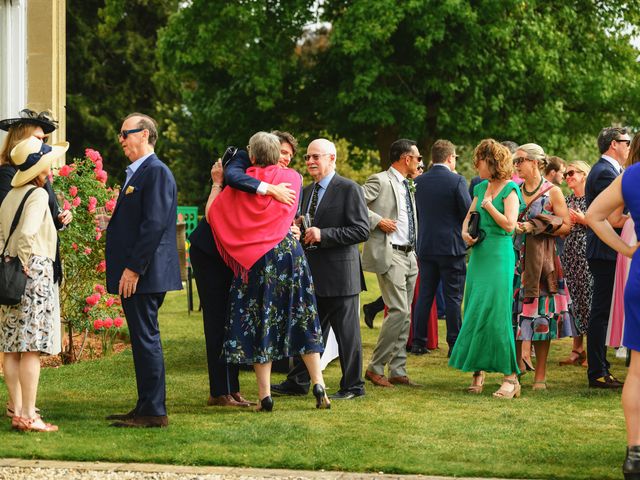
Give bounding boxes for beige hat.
[10,136,69,187]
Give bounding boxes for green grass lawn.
[0,272,628,479]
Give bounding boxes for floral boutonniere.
[407,178,416,195]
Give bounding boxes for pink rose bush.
[54,148,125,361]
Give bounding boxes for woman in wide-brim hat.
[0,136,68,433]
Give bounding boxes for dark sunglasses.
[513,156,530,165]
[417,164,425,170]
[118,128,144,140]
[406,154,423,161]
[615,138,631,146]
[564,170,577,179]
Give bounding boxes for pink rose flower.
[94,284,106,294]
[89,196,98,206]
[72,196,81,207]
[83,306,90,313]
[85,148,102,163]
[114,317,124,328]
[69,186,78,197]
[96,260,106,273]
[103,317,114,329]
[93,319,104,330]
[63,200,71,211]
[105,198,117,212]
[72,243,78,251]
[88,204,96,214]
[86,293,100,306]
[58,165,73,177]
[95,231,102,241]
[105,297,115,307]
[84,247,92,255]
[95,170,108,183]
[94,160,103,171]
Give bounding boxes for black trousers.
[413,255,466,348]
[190,244,240,396]
[121,292,167,416]
[587,259,616,380]
[286,294,365,395]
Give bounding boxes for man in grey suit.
[272,138,370,400]
[362,139,421,387]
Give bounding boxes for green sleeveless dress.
[449,180,522,375]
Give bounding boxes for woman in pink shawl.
[208,132,329,412]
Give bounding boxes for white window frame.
[0,0,27,143]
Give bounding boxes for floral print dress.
[561,194,592,335]
[223,232,323,365]
[513,182,577,341]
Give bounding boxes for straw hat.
[10,136,69,187]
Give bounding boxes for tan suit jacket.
[361,169,417,274]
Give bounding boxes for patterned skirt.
[222,233,324,365]
[0,256,58,355]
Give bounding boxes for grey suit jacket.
[361,169,418,274]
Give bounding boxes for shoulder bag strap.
[518,182,555,222]
[1,187,38,256]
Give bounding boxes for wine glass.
[302,213,317,250]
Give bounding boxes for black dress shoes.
[589,374,624,389]
[271,380,308,396]
[111,415,168,428]
[624,445,640,479]
[105,408,136,421]
[410,345,430,355]
[256,396,273,412]
[328,390,365,400]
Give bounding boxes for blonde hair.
[473,138,514,180]
[0,123,39,166]
[567,160,591,176]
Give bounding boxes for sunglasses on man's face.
[118,128,144,140]
[615,138,631,146]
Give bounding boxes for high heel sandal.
[624,445,640,479]
[12,416,58,432]
[312,384,331,409]
[255,396,273,412]
[492,378,521,399]
[532,381,547,391]
[559,350,586,366]
[522,358,534,371]
[467,371,485,394]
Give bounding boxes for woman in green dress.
[449,139,523,399]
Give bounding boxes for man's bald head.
[305,138,336,182]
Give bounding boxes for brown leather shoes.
[105,408,136,421]
[111,415,169,428]
[365,370,394,387]
[388,375,421,386]
[208,394,250,407]
[231,392,256,406]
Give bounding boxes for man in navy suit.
[105,113,182,427]
[585,126,631,389]
[412,139,471,357]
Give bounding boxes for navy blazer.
[302,173,369,297]
[106,153,182,294]
[189,150,259,255]
[414,164,471,257]
[586,157,622,262]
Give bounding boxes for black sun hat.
[0,109,58,134]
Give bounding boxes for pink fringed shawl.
[208,165,301,281]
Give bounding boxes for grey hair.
[517,143,547,170]
[249,131,281,167]
[124,112,158,146]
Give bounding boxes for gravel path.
[0,459,524,480]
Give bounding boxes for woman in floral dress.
[208,132,329,412]
[559,161,592,366]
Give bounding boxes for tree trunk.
[376,125,400,171]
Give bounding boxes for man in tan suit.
[362,139,421,387]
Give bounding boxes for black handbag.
[0,188,37,306]
[467,211,485,247]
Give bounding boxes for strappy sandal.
[12,416,58,432]
[559,350,585,366]
[6,403,40,418]
[493,378,521,399]
[532,381,547,391]
[467,371,485,394]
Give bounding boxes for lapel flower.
[407,178,416,195]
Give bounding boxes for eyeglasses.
[417,164,425,170]
[118,128,144,140]
[513,156,531,165]
[303,153,331,161]
[615,138,631,146]
[406,154,423,161]
[563,170,578,179]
